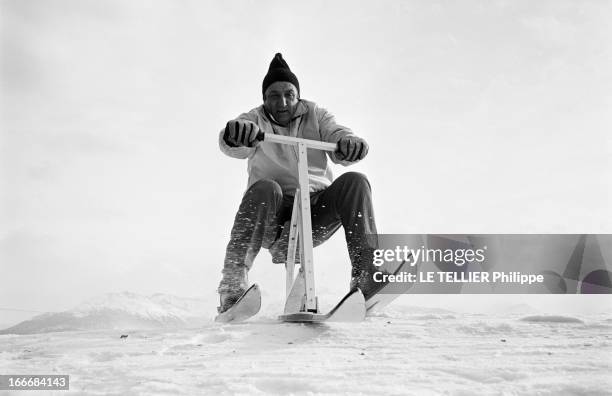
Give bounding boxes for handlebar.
[256,132,338,152]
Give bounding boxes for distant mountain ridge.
[0,292,209,335]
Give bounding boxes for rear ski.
[279,288,365,323]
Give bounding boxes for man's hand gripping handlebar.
[223,120,368,162]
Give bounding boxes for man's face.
[263,81,299,126]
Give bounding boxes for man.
[218,53,382,313]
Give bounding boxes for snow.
[1,293,611,395]
[0,292,208,335]
[73,292,207,319]
[520,315,585,324]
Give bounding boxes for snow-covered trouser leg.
[218,179,283,294]
[269,172,378,275]
[310,172,378,276]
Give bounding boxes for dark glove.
[336,136,369,162]
[223,120,261,148]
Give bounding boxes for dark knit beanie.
[262,53,300,96]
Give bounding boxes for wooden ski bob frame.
[259,133,366,323]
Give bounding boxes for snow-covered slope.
[2,292,611,394]
[0,292,208,335]
[1,312,610,394]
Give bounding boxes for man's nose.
[280,97,287,107]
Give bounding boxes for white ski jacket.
[219,99,358,195]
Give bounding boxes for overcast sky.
[1,0,611,325]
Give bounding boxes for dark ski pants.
[218,172,378,294]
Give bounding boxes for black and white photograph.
[1,0,611,394]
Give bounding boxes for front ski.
[279,288,366,323]
[215,284,261,323]
[366,260,415,314]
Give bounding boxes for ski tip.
[214,284,262,324]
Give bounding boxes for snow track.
[2,312,611,395]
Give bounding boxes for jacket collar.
[293,100,309,118]
[263,100,309,126]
